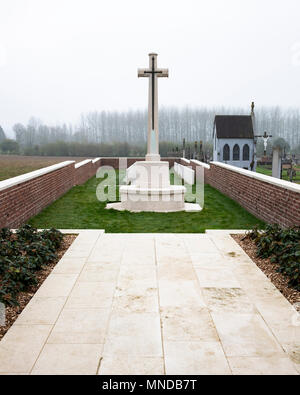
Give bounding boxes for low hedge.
[0,225,63,306]
[247,224,300,291]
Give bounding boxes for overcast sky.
[1,0,300,135]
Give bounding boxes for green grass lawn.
[256,165,300,184]
[28,171,264,233]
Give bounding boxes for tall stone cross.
[138,53,168,161]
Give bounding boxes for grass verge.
[28,172,264,233]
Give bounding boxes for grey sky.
[1,0,300,135]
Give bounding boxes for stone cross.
[138,53,168,161]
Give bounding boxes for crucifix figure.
[251,101,255,116]
[256,131,272,156]
[138,53,168,161]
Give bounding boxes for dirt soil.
[232,234,300,309]
[0,234,77,341]
[0,155,89,181]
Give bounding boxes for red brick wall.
[205,163,300,227]
[99,157,144,169]
[165,158,177,168]
[0,163,75,228]
[99,157,177,169]
[5,156,295,230]
[0,157,180,229]
[180,158,190,166]
[92,159,101,176]
[179,159,300,227]
[74,161,94,185]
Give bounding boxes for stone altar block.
[129,161,170,188]
[106,160,201,213]
[120,161,186,212]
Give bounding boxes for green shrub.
[0,228,13,240]
[0,278,19,306]
[15,224,38,243]
[0,224,63,306]
[3,256,37,289]
[39,228,63,250]
[247,224,300,291]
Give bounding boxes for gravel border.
[232,234,300,309]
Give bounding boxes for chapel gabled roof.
[214,115,254,139]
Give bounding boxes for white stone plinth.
[106,201,202,212]
[119,185,186,212]
[131,161,170,189]
[106,160,202,213]
[146,154,161,162]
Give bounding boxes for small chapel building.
[212,113,256,171]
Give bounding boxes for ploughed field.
[0,155,89,181]
[28,171,265,233]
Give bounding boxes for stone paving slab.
[0,230,299,375]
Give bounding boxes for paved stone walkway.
[0,230,299,375]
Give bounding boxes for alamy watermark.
[95,159,204,207]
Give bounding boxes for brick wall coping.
[0,161,75,192]
[75,159,92,169]
[181,158,191,164]
[92,158,101,163]
[98,156,179,159]
[190,159,210,169]
[211,161,300,194]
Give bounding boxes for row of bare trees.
[11,106,300,152]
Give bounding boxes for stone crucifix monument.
[256,131,272,157]
[107,53,200,213]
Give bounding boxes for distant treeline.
[18,140,213,158]
[10,106,300,150]
[24,141,145,157]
